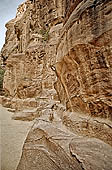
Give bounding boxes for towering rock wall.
[1,1,112,170]
[55,0,112,119]
[1,0,112,115]
[1,0,64,110]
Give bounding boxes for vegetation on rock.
[0,66,5,94]
[40,28,49,41]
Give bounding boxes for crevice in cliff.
[69,146,86,170]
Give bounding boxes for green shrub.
[40,28,49,41]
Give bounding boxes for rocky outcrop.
[0,0,64,110]
[55,0,112,119]
[17,102,112,170]
[17,119,83,170]
[0,0,112,170]
[1,0,112,118]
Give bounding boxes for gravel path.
[0,105,33,170]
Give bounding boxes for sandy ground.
[0,105,33,170]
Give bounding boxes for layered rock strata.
[17,102,112,170]
[1,0,64,110]
[1,0,112,119]
[55,0,112,119]
[0,0,112,169]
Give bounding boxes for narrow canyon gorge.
[0,0,112,170]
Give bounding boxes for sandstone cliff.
[1,0,112,119]
[55,0,112,120]
[1,0,64,110]
[0,0,112,170]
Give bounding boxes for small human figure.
[49,113,54,122]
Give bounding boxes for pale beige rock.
[17,109,112,170]
[16,116,83,170]
[61,111,112,146]
[70,137,112,170]
[12,108,38,121]
[0,0,112,170]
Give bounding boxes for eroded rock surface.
[1,0,112,118]
[17,119,82,170]
[17,105,112,170]
[0,0,64,110]
[0,0,112,170]
[55,0,112,119]
[70,137,112,170]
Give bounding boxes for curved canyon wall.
[55,0,112,119]
[1,0,112,119]
[1,1,112,170]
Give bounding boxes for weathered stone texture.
[0,0,112,169]
[17,103,112,170]
[1,0,112,118]
[1,0,64,109]
[55,0,112,119]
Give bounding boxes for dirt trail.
[0,105,33,170]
